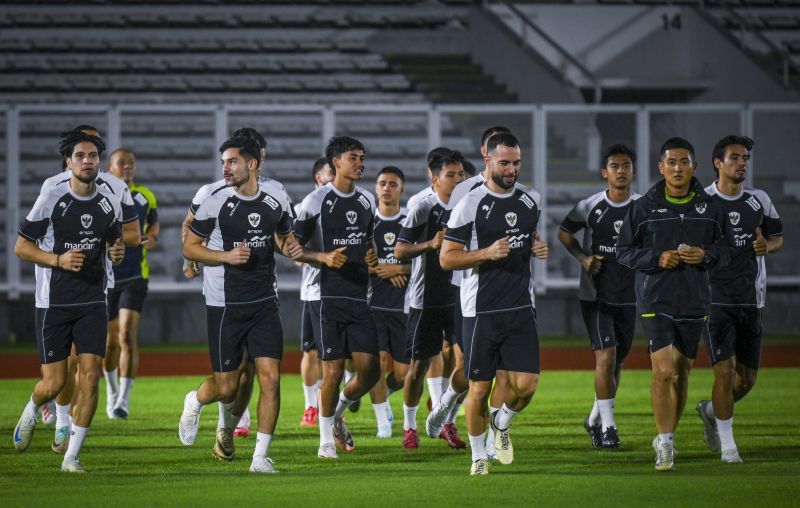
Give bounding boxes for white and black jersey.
[560,190,641,305]
[398,194,453,310]
[19,181,123,308]
[446,184,541,317]
[293,182,376,302]
[190,187,293,306]
[705,182,783,308]
[369,210,409,312]
[295,201,321,303]
[406,185,434,211]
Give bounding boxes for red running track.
[1,345,799,379]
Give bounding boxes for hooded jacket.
[616,177,731,316]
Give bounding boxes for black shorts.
[206,299,283,373]
[641,312,706,359]
[406,306,454,361]
[452,287,463,350]
[108,277,149,319]
[318,298,379,361]
[35,304,108,364]
[300,300,321,352]
[462,307,540,381]
[372,309,409,364]
[579,300,636,362]
[704,306,762,370]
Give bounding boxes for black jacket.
[616,177,731,316]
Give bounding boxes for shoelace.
[500,431,510,449]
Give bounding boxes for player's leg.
[318,358,345,457]
[103,288,122,419]
[425,352,444,412]
[671,318,703,430]
[114,307,141,419]
[231,356,255,437]
[251,357,281,473]
[369,350,392,437]
[300,300,322,426]
[733,308,761,403]
[466,380,492,475]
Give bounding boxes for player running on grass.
[616,137,731,471]
[557,144,640,449]
[179,135,303,474]
[696,135,783,463]
[440,133,548,475]
[395,148,465,449]
[13,130,125,473]
[293,136,381,460]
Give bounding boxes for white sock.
[55,403,71,429]
[188,391,202,412]
[717,417,737,452]
[489,405,500,418]
[220,401,238,429]
[588,397,600,426]
[253,432,272,458]
[493,403,518,431]
[116,377,134,409]
[705,400,715,419]
[217,402,227,429]
[104,369,119,401]
[314,379,322,393]
[469,433,487,462]
[319,415,334,446]
[334,392,354,419]
[238,408,250,428]
[343,370,355,386]
[403,404,418,430]
[303,384,318,409]
[427,377,445,405]
[25,396,42,420]
[445,402,463,425]
[373,402,390,428]
[65,424,88,459]
[439,386,462,409]
[597,398,616,431]
[658,432,674,447]
[440,376,450,395]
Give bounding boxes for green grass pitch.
[1,369,799,507]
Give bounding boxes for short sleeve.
[190,198,217,238]
[19,192,53,241]
[397,201,428,244]
[560,201,588,234]
[444,196,476,246]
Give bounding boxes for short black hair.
[377,165,405,183]
[429,149,465,176]
[59,130,106,159]
[232,127,266,151]
[219,135,261,162]
[60,124,100,138]
[659,137,695,160]
[601,144,636,168]
[711,135,753,175]
[481,126,511,147]
[325,136,365,174]
[462,159,477,177]
[312,156,328,180]
[427,146,451,166]
[486,132,520,153]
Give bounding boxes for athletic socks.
[334,392,354,419]
[445,402,463,425]
[343,369,355,386]
[253,432,272,458]
[427,377,445,405]
[493,403,518,431]
[372,402,390,428]
[116,377,134,410]
[588,397,601,426]
[217,402,227,429]
[440,377,450,397]
[55,403,71,429]
[597,398,616,431]
[65,424,88,460]
[469,433,487,462]
[403,404,418,430]
[438,386,465,424]
[188,391,203,412]
[104,368,119,398]
[717,417,737,452]
[319,415,334,446]
[658,432,674,447]
[303,383,318,409]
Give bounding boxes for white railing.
[2,102,798,298]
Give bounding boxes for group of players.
[11,122,783,475]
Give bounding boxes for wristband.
[55,253,60,269]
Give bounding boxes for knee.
[258,371,280,392]
[514,376,539,400]
[652,364,673,385]
[739,371,757,394]
[42,377,66,398]
[595,352,616,374]
[79,367,101,389]
[219,378,239,400]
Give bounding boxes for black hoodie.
[616,177,731,316]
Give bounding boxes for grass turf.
[1,369,799,507]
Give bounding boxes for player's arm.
[274,230,304,261]
[183,229,250,266]
[394,231,441,260]
[15,236,60,269]
[615,206,666,271]
[122,220,141,247]
[181,209,200,278]
[439,237,509,271]
[141,206,159,250]
[557,228,601,273]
